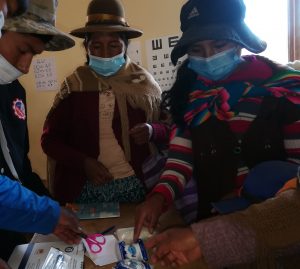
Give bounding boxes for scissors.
[84,233,106,254]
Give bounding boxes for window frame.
[288,0,300,61]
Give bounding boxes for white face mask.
[0,54,24,84]
[0,11,4,38]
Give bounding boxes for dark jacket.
[0,80,56,261]
[0,80,50,196]
[192,96,300,219]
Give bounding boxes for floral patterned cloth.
[75,175,146,203]
[184,70,300,128]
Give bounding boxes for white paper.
[8,241,84,269]
[146,34,186,91]
[30,233,61,243]
[127,40,142,66]
[32,57,58,91]
[83,235,120,266]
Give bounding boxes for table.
[81,203,208,269]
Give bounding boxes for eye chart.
[32,57,58,91]
[146,34,186,91]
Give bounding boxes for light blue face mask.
[0,11,4,38]
[188,47,243,81]
[88,52,126,77]
[0,54,24,84]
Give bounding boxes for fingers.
[53,225,81,245]
[134,195,165,241]
[170,251,189,265]
[148,228,202,267]
[152,250,186,267]
[96,163,113,182]
[151,238,172,259]
[152,249,189,267]
[149,213,158,234]
[55,207,82,244]
[187,246,202,262]
[60,208,80,227]
[166,251,183,266]
[92,171,113,185]
[134,207,160,241]
[129,123,146,134]
[91,162,112,184]
[132,136,148,145]
[0,258,12,269]
[133,208,146,242]
[85,158,113,185]
[129,124,151,145]
[146,233,176,266]
[145,232,165,249]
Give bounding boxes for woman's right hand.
[84,157,113,185]
[133,193,165,242]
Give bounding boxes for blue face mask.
[188,47,243,81]
[89,52,126,77]
[0,54,24,84]
[0,11,4,38]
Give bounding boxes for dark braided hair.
[13,0,29,16]
[161,59,197,128]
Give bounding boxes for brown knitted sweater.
[191,190,300,268]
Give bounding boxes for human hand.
[53,207,82,245]
[84,157,113,185]
[133,193,165,242]
[129,123,153,145]
[0,259,12,269]
[145,227,202,267]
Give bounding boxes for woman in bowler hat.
[41,0,169,205]
[134,0,300,267]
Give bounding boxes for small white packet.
[41,247,71,269]
[115,227,154,244]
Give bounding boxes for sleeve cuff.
[147,185,174,211]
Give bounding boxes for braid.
[14,0,28,16]
[161,60,197,127]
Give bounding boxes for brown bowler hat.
[70,0,143,39]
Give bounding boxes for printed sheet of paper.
[146,34,186,91]
[8,241,84,269]
[32,57,58,91]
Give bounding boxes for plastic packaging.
[118,239,148,262]
[41,247,71,269]
[114,259,152,269]
[115,227,154,244]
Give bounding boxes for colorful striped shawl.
[184,70,300,128]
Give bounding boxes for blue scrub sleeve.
[0,175,60,234]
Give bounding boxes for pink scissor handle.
[85,233,106,254]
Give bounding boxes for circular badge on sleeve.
[12,98,26,120]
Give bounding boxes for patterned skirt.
[75,175,146,203]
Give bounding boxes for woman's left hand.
[0,259,12,269]
[129,123,153,145]
[84,157,113,185]
[145,227,202,267]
